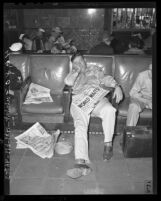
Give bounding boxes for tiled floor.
[9,131,153,195]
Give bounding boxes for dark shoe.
[103,145,113,161]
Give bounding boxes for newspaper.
[72,86,109,114]
[15,122,60,158]
[24,83,53,104]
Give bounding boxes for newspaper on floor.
[72,85,110,114]
[15,122,60,158]
[24,83,53,104]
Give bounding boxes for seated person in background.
[19,33,33,51]
[124,36,144,55]
[51,43,66,54]
[51,27,65,47]
[131,32,144,49]
[64,39,77,54]
[64,52,123,179]
[89,31,114,54]
[32,28,46,53]
[45,36,56,51]
[126,64,152,126]
[143,24,156,51]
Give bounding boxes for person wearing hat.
[51,27,65,47]
[32,28,45,53]
[19,34,33,51]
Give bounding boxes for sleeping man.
[64,52,123,179]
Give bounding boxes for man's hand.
[113,86,123,103]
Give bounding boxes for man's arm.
[64,64,81,86]
[129,73,150,104]
[101,75,123,103]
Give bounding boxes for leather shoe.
[103,145,113,161]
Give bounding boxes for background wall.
[23,9,105,50]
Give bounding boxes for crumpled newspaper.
[15,122,60,159]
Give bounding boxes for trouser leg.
[92,98,116,143]
[126,101,143,126]
[70,103,90,163]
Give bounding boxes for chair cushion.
[22,94,63,114]
[118,97,152,118]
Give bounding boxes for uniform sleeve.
[129,74,143,99]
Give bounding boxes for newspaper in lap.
[15,122,60,158]
[72,86,110,114]
[24,83,53,104]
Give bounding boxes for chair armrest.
[63,85,72,121]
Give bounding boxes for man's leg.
[92,98,116,160]
[71,103,90,163]
[126,99,144,126]
[67,103,92,178]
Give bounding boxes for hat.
[55,141,73,155]
[19,33,25,40]
[52,27,63,33]
[38,28,45,32]
[9,42,23,52]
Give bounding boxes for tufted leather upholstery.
[30,55,70,92]
[9,54,30,81]
[114,55,152,98]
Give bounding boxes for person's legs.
[92,98,116,160]
[126,99,145,126]
[67,103,92,178]
[71,103,90,163]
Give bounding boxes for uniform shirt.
[130,70,152,102]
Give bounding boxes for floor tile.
[47,157,75,179]
[10,155,24,177]
[10,178,44,195]
[97,180,134,194]
[125,158,152,182]
[94,160,130,183]
[41,178,64,195]
[60,178,98,194]
[14,155,51,178]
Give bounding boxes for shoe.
[103,145,113,161]
[66,163,92,179]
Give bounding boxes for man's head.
[102,31,111,45]
[71,52,87,73]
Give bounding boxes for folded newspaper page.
[15,122,60,158]
[72,86,110,114]
[24,83,53,104]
